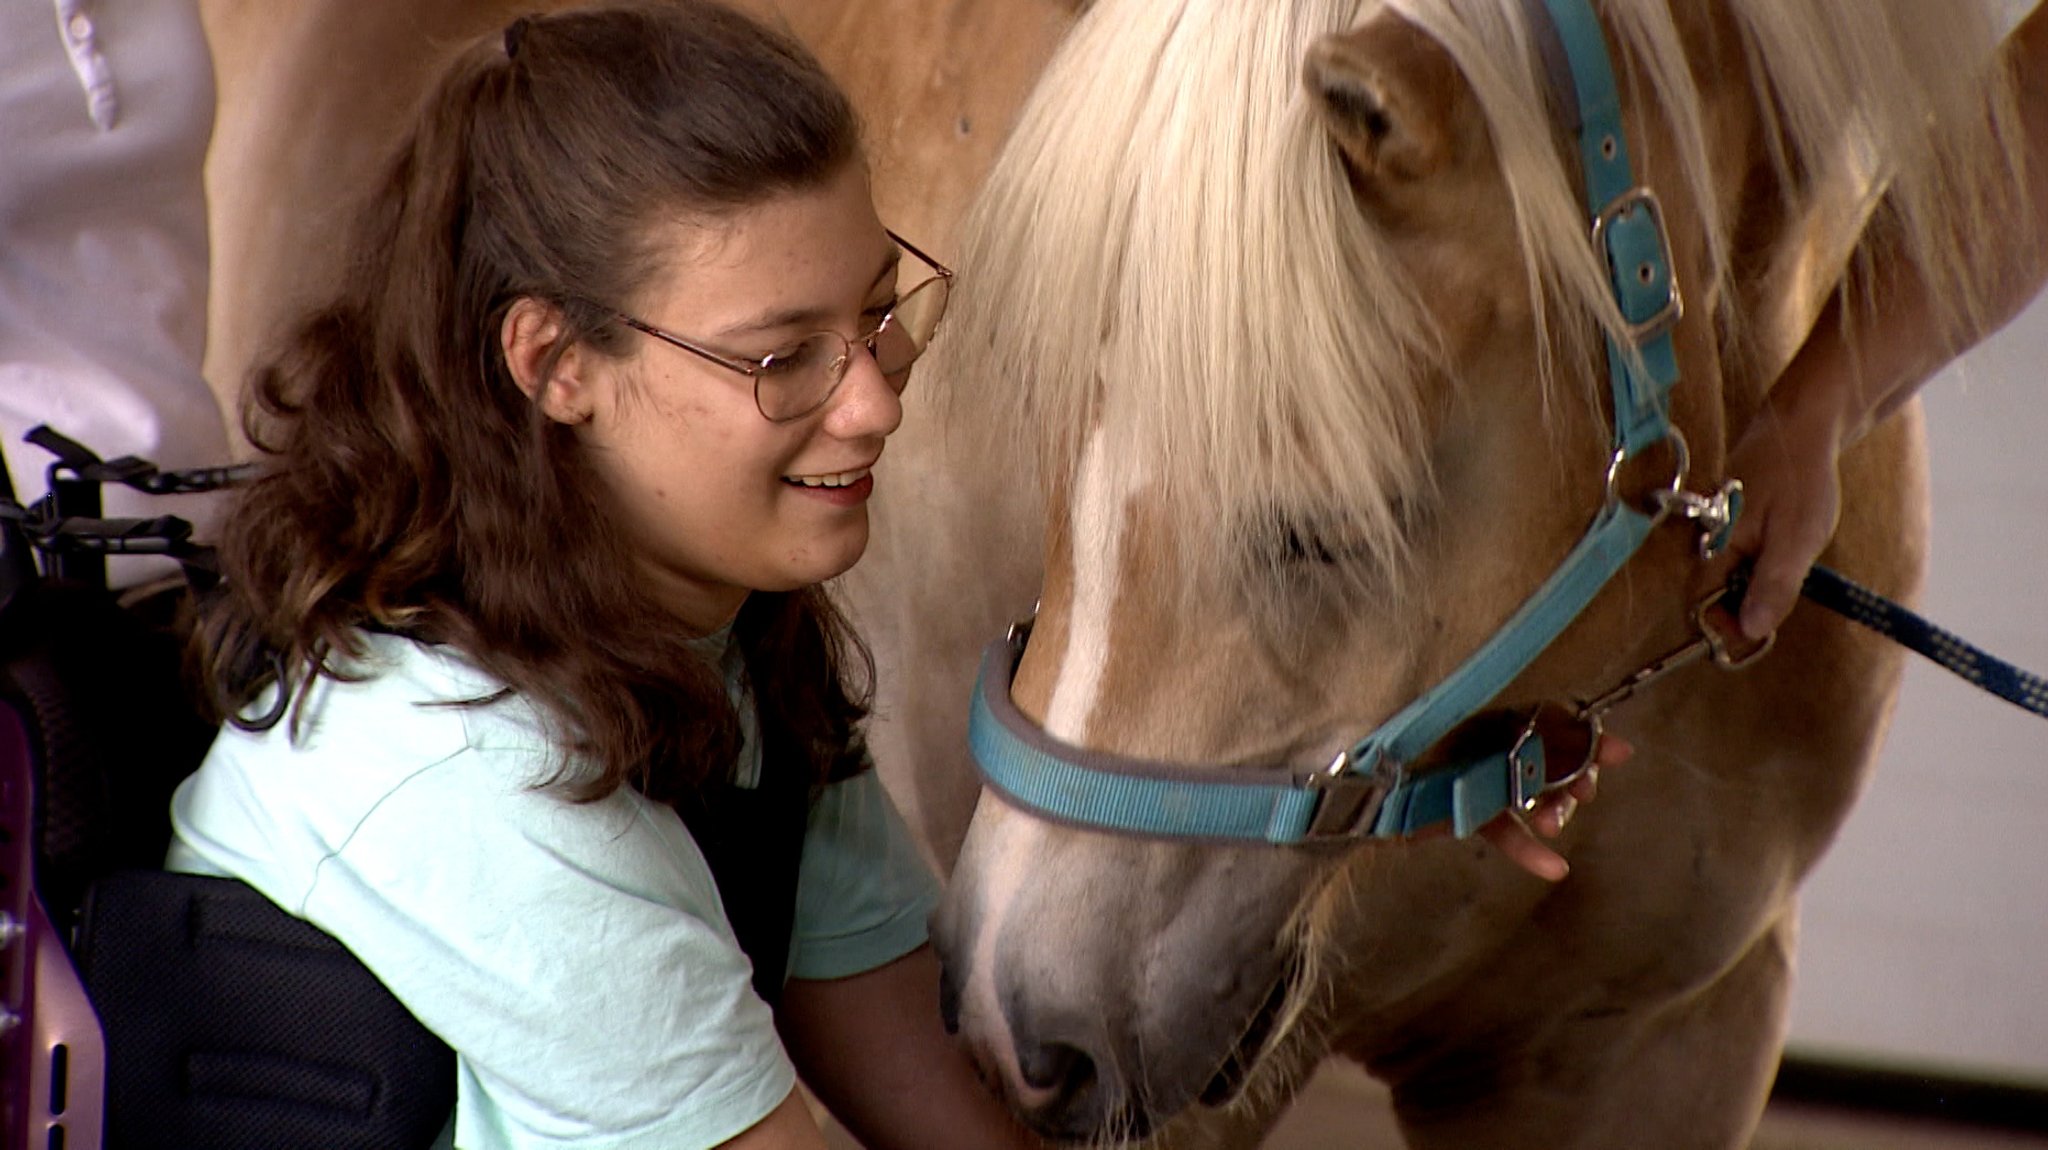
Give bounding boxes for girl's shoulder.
[171,632,672,907]
[190,633,557,832]
[271,631,544,745]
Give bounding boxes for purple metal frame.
[2,703,105,1150]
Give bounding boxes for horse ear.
[1303,16,1464,188]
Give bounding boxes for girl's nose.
[823,341,905,439]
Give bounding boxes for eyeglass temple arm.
[885,230,954,279]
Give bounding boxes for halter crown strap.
[1526,0,1683,455]
[1339,0,1686,802]
[969,0,1688,845]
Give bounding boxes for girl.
[168,4,1040,1147]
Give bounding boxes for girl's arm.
[1722,4,2048,640]
[777,945,1046,1150]
[718,1090,831,1150]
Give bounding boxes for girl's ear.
[502,296,601,424]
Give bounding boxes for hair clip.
[504,15,532,60]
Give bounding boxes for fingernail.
[1574,768,1599,802]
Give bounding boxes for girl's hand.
[1712,365,1856,643]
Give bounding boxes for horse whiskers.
[1175,892,1362,1142]
[1098,1100,1151,1150]
[1197,934,1336,1128]
[1186,1007,1337,1150]
[1086,970,1330,1149]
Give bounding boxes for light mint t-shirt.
[167,631,939,1150]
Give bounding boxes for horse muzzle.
[948,967,1300,1142]
[933,876,1304,1143]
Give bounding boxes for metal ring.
[1603,425,1690,517]
[1005,598,1041,645]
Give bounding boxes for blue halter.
[968,0,1695,845]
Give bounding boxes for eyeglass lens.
[755,272,950,422]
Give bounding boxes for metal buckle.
[1590,187,1683,344]
[1508,718,1548,816]
[1303,750,1399,840]
[1508,704,1602,815]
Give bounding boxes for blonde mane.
[926,0,2022,592]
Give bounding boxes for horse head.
[923,1,2019,1143]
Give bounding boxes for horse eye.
[1280,524,1347,565]
[1302,530,1391,568]
[1260,518,1365,567]
[1264,498,1421,568]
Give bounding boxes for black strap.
[73,872,457,1150]
[6,425,252,592]
[673,726,814,1008]
[1,581,215,923]
[24,424,255,496]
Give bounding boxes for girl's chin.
[780,521,872,587]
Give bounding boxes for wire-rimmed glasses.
[609,230,953,423]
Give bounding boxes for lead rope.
[1798,564,2048,720]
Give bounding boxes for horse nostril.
[1017,1039,1096,1097]
[1007,1023,1133,1139]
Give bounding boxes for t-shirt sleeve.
[785,768,941,981]
[297,751,796,1150]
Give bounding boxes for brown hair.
[198,1,872,801]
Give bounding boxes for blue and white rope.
[1803,564,2048,720]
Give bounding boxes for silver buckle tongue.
[1303,750,1399,840]
[1510,704,1604,817]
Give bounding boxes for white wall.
[1786,288,2048,1083]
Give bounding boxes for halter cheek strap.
[969,0,1693,845]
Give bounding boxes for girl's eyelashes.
[751,298,899,363]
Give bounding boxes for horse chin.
[1198,964,1296,1109]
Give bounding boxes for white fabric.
[168,632,939,1149]
[0,0,228,582]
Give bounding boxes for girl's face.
[575,165,905,631]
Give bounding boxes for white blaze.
[961,427,1141,1095]
[1046,429,1131,740]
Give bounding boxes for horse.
[190,2,2026,1148]
[916,1,2025,1147]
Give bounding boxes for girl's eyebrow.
[715,249,901,339]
